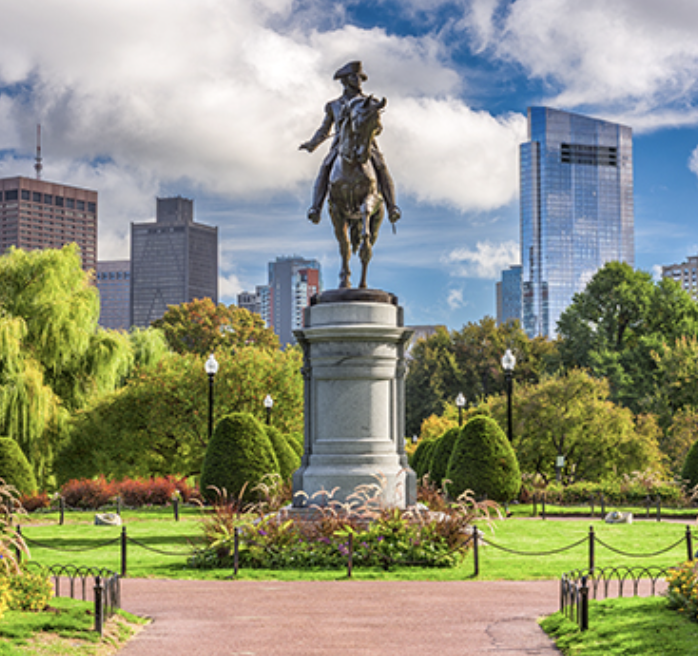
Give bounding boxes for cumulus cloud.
[464,0,698,128]
[447,287,465,309]
[442,240,519,279]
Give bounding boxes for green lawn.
[541,597,698,655]
[16,508,696,581]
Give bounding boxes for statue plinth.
[292,290,416,508]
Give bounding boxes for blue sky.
[2,0,698,330]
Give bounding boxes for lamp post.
[455,392,466,427]
[501,349,516,443]
[204,354,219,441]
[264,394,274,426]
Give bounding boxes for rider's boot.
[375,164,401,222]
[307,168,330,223]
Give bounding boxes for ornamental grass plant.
[190,474,498,571]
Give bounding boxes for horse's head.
[342,95,386,164]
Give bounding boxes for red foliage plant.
[58,476,200,509]
[19,492,51,512]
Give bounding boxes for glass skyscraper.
[520,107,634,338]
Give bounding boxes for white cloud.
[465,0,698,128]
[447,287,465,309]
[442,240,519,279]
[219,272,245,299]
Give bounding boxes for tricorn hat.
[333,61,368,81]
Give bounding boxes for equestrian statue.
[300,61,400,289]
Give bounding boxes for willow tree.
[0,245,134,486]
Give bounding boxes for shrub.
[666,560,698,619]
[19,492,50,512]
[682,440,698,493]
[0,438,37,496]
[265,426,301,481]
[60,476,116,509]
[7,566,53,611]
[200,413,279,503]
[430,427,461,487]
[446,415,521,502]
[286,432,304,458]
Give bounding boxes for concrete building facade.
[96,260,131,330]
[0,176,98,270]
[130,197,218,328]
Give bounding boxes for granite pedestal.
[292,289,416,509]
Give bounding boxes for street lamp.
[264,394,274,426]
[501,349,516,443]
[455,392,466,427]
[204,354,219,441]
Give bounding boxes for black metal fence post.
[588,526,595,572]
[472,525,479,577]
[173,498,179,522]
[687,526,693,561]
[59,497,65,526]
[15,526,22,562]
[579,576,589,631]
[656,495,661,522]
[233,527,239,577]
[120,527,127,577]
[94,576,103,636]
[347,533,354,578]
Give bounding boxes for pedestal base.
[293,290,416,509]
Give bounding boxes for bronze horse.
[328,95,387,289]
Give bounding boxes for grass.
[0,597,147,655]
[509,502,698,520]
[13,508,697,581]
[540,597,698,655]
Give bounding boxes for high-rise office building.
[237,286,266,318]
[265,256,322,346]
[662,255,698,299]
[96,260,131,330]
[130,197,218,328]
[0,176,98,270]
[520,107,634,338]
[496,265,522,326]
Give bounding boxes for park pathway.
[118,579,561,655]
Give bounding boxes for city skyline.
[2,2,698,331]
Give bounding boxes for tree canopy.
[405,317,556,435]
[487,369,663,484]
[0,246,136,486]
[152,298,278,355]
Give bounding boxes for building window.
[55,196,64,207]
[43,194,53,205]
[87,202,96,213]
[32,192,41,203]
[20,190,30,201]
[5,190,18,201]
[66,198,75,209]
[77,200,85,211]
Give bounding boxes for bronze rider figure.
[299,61,401,225]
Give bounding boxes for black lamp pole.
[501,349,516,443]
[205,354,219,441]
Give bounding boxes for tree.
[662,408,698,476]
[445,416,521,502]
[0,437,37,495]
[557,262,698,412]
[405,318,557,436]
[56,346,304,483]
[0,246,134,486]
[488,369,663,484]
[152,298,278,355]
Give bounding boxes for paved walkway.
[118,579,561,655]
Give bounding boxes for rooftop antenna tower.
[34,124,42,180]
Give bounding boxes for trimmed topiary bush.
[0,438,37,496]
[286,431,304,458]
[200,413,279,503]
[445,415,521,502]
[415,439,438,480]
[265,426,301,481]
[681,440,698,492]
[430,427,461,487]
